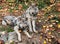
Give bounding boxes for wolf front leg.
[23,30,32,38]
[14,26,22,42]
[28,18,33,32]
[32,20,38,33]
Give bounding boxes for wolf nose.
[32,12,34,14]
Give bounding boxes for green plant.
[0,26,14,32]
[38,0,47,9]
[0,6,2,10]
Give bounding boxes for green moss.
[0,27,6,31]
[6,27,14,32]
[14,6,19,10]
[0,26,14,32]
[19,1,28,10]
[0,6,2,10]
[22,4,28,10]
[7,0,15,3]
[38,0,47,9]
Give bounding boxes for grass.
[0,26,14,32]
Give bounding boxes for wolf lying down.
[2,15,32,42]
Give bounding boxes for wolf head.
[26,3,39,17]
